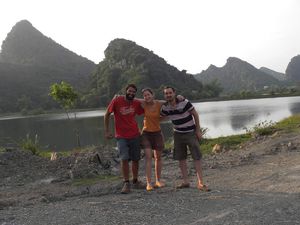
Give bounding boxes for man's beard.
[126,93,135,100]
[166,96,174,102]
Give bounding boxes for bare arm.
[159,115,169,122]
[190,108,202,141]
[104,110,113,139]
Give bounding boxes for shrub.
[20,134,40,155]
[244,120,277,136]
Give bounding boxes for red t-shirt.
[107,96,144,138]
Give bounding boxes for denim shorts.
[116,136,141,161]
[173,131,202,160]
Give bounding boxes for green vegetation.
[38,150,71,159]
[72,175,119,186]
[274,114,300,132]
[49,81,79,118]
[200,133,252,154]
[244,120,277,136]
[49,81,81,147]
[0,147,6,153]
[198,114,300,154]
[228,86,300,100]
[20,134,40,155]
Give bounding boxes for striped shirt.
[160,99,196,133]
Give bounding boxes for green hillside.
[87,38,221,106]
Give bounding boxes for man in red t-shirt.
[104,84,145,194]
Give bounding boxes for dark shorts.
[173,131,202,160]
[141,131,164,151]
[116,136,141,161]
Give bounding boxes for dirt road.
[1,131,300,225]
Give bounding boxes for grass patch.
[200,114,300,154]
[72,175,119,186]
[273,114,300,132]
[245,120,277,136]
[200,133,252,154]
[20,134,40,155]
[38,150,71,159]
[0,147,6,153]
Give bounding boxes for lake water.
[1,96,300,151]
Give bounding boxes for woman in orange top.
[140,88,166,191]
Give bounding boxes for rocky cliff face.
[91,38,212,105]
[259,67,286,81]
[286,55,300,83]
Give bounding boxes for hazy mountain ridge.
[259,67,286,81]
[0,20,300,112]
[194,57,282,94]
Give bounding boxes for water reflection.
[193,96,300,138]
[289,102,300,115]
[1,96,300,150]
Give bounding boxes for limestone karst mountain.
[286,55,300,83]
[194,57,281,94]
[0,20,96,112]
[89,38,220,105]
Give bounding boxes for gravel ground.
[1,131,300,225]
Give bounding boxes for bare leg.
[154,150,162,182]
[144,148,152,185]
[179,160,189,184]
[194,160,204,186]
[121,160,129,181]
[132,160,139,181]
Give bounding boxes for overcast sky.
[1,0,300,74]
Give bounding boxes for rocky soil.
[1,131,300,225]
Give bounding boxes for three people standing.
[104,84,209,193]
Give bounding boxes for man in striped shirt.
[161,86,209,191]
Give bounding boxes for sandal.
[154,181,165,188]
[146,184,154,191]
[176,182,190,189]
[197,184,210,192]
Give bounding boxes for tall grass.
[20,134,40,155]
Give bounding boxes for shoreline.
[1,94,300,118]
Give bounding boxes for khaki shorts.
[141,131,164,151]
[173,131,202,160]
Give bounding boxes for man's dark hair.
[163,86,176,92]
[125,84,137,92]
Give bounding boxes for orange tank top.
[143,101,162,132]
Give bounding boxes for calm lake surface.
[1,96,300,151]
